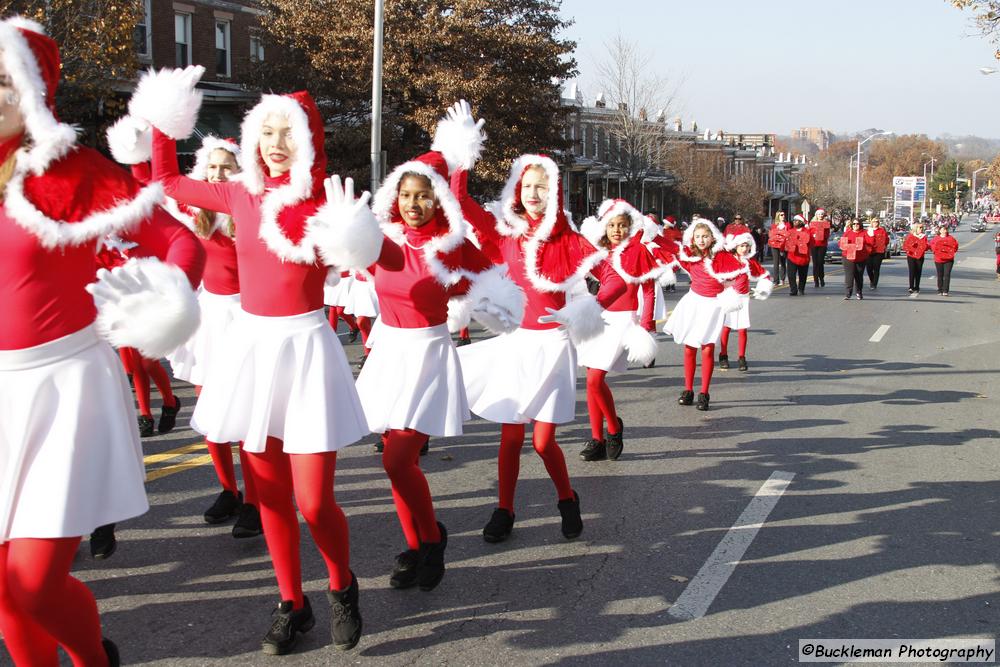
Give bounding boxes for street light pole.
[921,158,936,218]
[954,161,960,214]
[370,0,385,194]
[855,130,892,219]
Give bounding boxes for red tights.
[719,326,748,358]
[585,368,620,441]
[357,316,373,346]
[497,422,573,512]
[683,344,715,394]
[196,387,257,504]
[244,437,351,608]
[122,347,175,417]
[328,306,358,332]
[382,429,440,550]
[0,538,108,666]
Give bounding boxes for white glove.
[431,99,487,172]
[472,300,518,334]
[129,65,205,140]
[308,175,382,270]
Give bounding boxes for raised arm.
[151,128,236,215]
[451,168,503,262]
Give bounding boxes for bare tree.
[594,34,679,203]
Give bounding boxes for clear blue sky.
[559,0,1000,138]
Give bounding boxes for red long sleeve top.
[730,258,769,295]
[867,227,889,254]
[152,129,334,316]
[903,233,930,259]
[839,229,872,263]
[675,249,744,297]
[930,234,959,263]
[1,145,204,350]
[784,227,814,266]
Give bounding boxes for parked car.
[971,219,988,232]
[886,232,903,257]
[825,233,843,263]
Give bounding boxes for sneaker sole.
[389,574,418,589]
[91,542,117,560]
[204,512,239,525]
[482,531,511,544]
[232,527,263,539]
[418,569,445,591]
[260,616,315,656]
[333,619,362,651]
[607,447,623,461]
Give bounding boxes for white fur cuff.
[446,296,473,333]
[718,286,744,314]
[753,276,773,300]
[658,265,677,287]
[561,293,605,345]
[308,200,383,270]
[465,266,525,334]
[89,258,200,358]
[129,66,205,140]
[623,323,658,365]
[106,115,152,165]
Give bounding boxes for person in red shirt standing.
[865,216,890,289]
[808,208,831,287]
[839,219,872,300]
[930,224,959,296]
[902,220,930,294]
[0,19,204,665]
[767,211,789,285]
[784,214,814,296]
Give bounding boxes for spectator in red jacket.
[808,208,831,287]
[865,216,890,289]
[767,211,789,285]
[839,219,872,300]
[902,221,930,294]
[929,224,959,296]
[784,214,814,296]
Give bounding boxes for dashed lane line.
[668,471,795,621]
[869,324,891,343]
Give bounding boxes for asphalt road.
[58,220,1000,666]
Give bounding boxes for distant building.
[791,127,833,152]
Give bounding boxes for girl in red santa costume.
[108,126,263,537]
[0,18,205,666]
[575,200,667,461]
[717,230,773,372]
[664,218,745,411]
[452,105,625,543]
[134,66,380,655]
[355,102,524,589]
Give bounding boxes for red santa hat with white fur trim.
[724,230,757,257]
[190,136,242,180]
[682,216,725,252]
[596,198,646,237]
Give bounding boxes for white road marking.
[869,325,891,343]
[668,471,795,621]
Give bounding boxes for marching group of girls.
[1,20,777,664]
[766,210,961,299]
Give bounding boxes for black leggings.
[786,260,808,295]
[935,261,953,293]
[844,259,865,296]
[771,249,787,282]
[906,256,924,291]
[866,252,885,288]
[811,246,826,285]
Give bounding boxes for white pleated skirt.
[664,291,726,347]
[723,295,751,330]
[635,284,667,328]
[576,310,635,372]
[356,323,468,437]
[323,274,351,307]
[190,308,369,454]
[458,326,577,425]
[0,326,148,542]
[167,289,241,386]
[344,279,379,318]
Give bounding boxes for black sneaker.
[327,572,362,651]
[103,638,120,667]
[420,438,430,456]
[606,418,624,461]
[483,508,515,543]
[718,354,729,370]
[557,491,583,539]
[843,295,851,300]
[678,390,694,406]
[90,523,117,560]
[579,439,607,461]
[696,392,710,411]
[389,549,419,589]
[456,336,472,347]
[737,356,748,372]
[417,522,447,591]
[261,596,315,656]
[137,415,154,438]
[908,288,914,294]
[204,489,242,524]
[857,294,863,300]
[232,503,263,539]
[158,396,181,434]
[643,359,656,369]
[374,433,386,453]
[348,328,360,343]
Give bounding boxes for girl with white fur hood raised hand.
[132,66,380,656]
[575,199,671,462]
[354,103,524,592]
[0,18,205,666]
[449,104,634,544]
[664,217,745,411]
[717,229,773,372]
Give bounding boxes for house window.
[135,0,152,58]
[175,13,192,67]
[250,34,265,62]
[215,20,231,77]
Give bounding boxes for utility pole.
[954,162,960,214]
[370,0,385,194]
